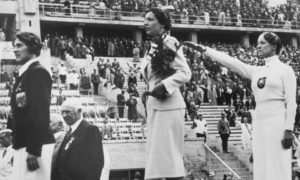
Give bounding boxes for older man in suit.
[51,99,104,180]
[9,32,55,180]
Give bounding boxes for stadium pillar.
[75,26,83,39]
[16,0,41,37]
[133,30,142,44]
[240,34,250,48]
[290,36,298,49]
[188,31,198,43]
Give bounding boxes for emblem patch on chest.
[257,77,266,89]
[16,92,27,108]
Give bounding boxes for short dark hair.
[146,8,171,31]
[261,32,282,55]
[16,32,42,56]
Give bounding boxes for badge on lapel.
[64,137,75,150]
[16,92,27,108]
[257,77,266,89]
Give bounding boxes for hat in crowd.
[209,172,215,176]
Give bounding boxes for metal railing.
[38,2,300,30]
[203,143,242,180]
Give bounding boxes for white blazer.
[141,35,191,111]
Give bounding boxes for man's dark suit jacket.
[52,120,104,180]
[9,61,55,156]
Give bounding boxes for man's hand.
[151,83,168,100]
[183,41,207,53]
[27,153,39,171]
[282,130,294,149]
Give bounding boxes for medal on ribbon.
[257,77,266,89]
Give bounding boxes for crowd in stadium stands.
[40,0,300,28]
[44,33,147,60]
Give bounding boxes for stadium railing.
[203,143,243,180]
[39,2,300,30]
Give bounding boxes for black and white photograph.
[0,0,300,180]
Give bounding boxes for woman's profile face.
[144,11,164,36]
[13,38,32,63]
[257,34,275,58]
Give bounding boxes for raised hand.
[183,41,207,53]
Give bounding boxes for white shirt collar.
[264,55,280,67]
[19,57,39,76]
[70,118,83,133]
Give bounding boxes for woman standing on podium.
[185,32,296,180]
[141,8,191,180]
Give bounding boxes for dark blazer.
[9,61,55,156]
[52,120,104,180]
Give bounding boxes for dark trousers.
[196,133,206,143]
[93,83,99,95]
[220,134,230,152]
[118,106,124,118]
[60,75,66,84]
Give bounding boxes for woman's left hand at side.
[282,130,294,149]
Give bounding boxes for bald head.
[60,99,82,126]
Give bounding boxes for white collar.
[70,118,83,133]
[264,55,280,67]
[19,57,39,76]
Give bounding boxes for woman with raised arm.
[142,8,191,180]
[185,32,296,180]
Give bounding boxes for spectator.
[91,69,101,95]
[117,90,126,118]
[0,28,5,41]
[58,63,67,84]
[133,43,140,62]
[0,129,13,180]
[218,112,231,153]
[192,113,207,143]
[128,72,137,88]
[126,95,138,122]
[127,84,139,97]
[58,36,67,60]
[0,68,10,83]
[56,88,67,106]
[113,69,125,89]
[79,68,91,95]
[68,69,79,90]
[63,0,71,15]
[97,58,106,79]
[224,105,236,127]
[101,117,113,140]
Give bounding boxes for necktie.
[2,148,6,158]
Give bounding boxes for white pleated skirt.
[252,111,291,180]
[10,144,54,180]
